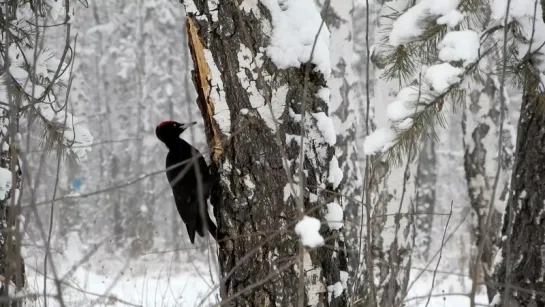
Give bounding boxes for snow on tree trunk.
[181,0,347,305]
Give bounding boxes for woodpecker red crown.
[157,121,177,129]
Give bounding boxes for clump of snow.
[363,126,398,155]
[427,0,460,15]
[289,108,302,122]
[340,270,348,289]
[386,86,431,121]
[0,168,12,201]
[490,293,501,306]
[295,216,324,248]
[312,112,336,146]
[389,0,462,46]
[317,87,330,106]
[261,0,331,78]
[389,4,428,46]
[327,156,343,189]
[424,63,463,93]
[324,202,343,230]
[437,10,464,27]
[327,281,343,301]
[438,30,480,66]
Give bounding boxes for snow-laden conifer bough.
[364,0,481,155]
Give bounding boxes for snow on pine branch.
[490,0,545,89]
[365,4,480,155]
[390,0,462,46]
[2,2,94,161]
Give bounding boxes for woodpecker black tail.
[156,120,218,244]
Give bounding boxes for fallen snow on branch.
[365,2,481,156]
[438,30,480,66]
[424,63,463,92]
[490,0,545,89]
[389,0,461,46]
[295,216,324,248]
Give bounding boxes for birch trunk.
[322,0,363,299]
[462,67,515,300]
[180,1,348,305]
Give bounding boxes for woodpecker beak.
[180,122,197,129]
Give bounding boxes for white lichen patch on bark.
[297,250,326,306]
[236,44,287,132]
[207,0,219,22]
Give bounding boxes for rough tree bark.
[491,68,545,307]
[181,0,347,305]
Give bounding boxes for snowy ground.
[21,234,489,306]
[407,271,489,307]
[22,234,220,307]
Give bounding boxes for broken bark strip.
[185,16,223,168]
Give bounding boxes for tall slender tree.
[490,1,545,306]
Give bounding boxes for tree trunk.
[181,0,347,305]
[0,112,25,306]
[414,137,436,261]
[321,0,362,299]
[491,71,545,307]
[351,2,377,304]
[363,2,416,306]
[462,66,514,301]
